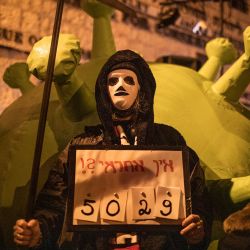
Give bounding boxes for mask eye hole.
[108,77,119,86]
[124,76,135,85]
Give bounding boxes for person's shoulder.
[71,125,104,145]
[155,123,182,135]
[154,123,199,166]
[154,123,186,145]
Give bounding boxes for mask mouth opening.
[114,92,128,96]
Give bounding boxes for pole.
[26,0,65,219]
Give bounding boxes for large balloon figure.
[0,0,249,249]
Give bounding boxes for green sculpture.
[0,0,249,249]
[3,62,35,94]
[0,2,113,248]
[198,37,237,81]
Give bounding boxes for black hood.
[95,50,156,145]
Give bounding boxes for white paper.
[100,190,128,222]
[131,187,155,220]
[154,186,181,220]
[74,192,101,222]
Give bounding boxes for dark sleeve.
[188,148,213,250]
[32,146,69,250]
[156,124,212,249]
[168,126,213,249]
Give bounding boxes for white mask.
[107,69,140,110]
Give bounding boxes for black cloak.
[32,50,212,250]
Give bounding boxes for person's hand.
[180,214,205,245]
[13,219,41,247]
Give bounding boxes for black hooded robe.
[32,50,212,250]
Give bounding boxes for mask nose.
[116,86,126,92]
[115,84,128,96]
[116,76,125,88]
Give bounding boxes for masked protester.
[13,50,212,250]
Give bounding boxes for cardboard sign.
[67,145,191,232]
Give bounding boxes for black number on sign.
[139,199,151,215]
[160,199,172,216]
[106,199,120,216]
[81,199,96,216]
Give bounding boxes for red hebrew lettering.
[104,161,116,173]
[163,160,174,172]
[153,159,174,177]
[114,161,126,172]
[132,160,145,172]
[153,160,160,177]
[80,157,85,174]
[124,161,134,171]
[87,158,95,169]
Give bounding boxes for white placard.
[71,147,188,226]
[154,186,181,220]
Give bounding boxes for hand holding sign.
[180,214,205,245]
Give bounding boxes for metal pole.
[26,0,65,219]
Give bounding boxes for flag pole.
[26,0,65,219]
